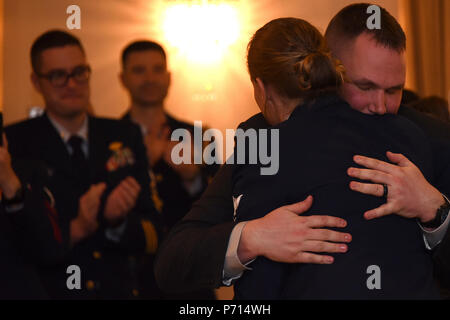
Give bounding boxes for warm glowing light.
[163,1,240,65]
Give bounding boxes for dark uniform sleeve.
[6,160,66,265]
[429,132,450,294]
[399,106,450,195]
[399,106,450,295]
[154,163,236,293]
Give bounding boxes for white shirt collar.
[47,113,89,143]
[128,112,147,137]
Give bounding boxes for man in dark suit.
[6,30,160,299]
[119,40,217,299]
[155,3,450,298]
[120,40,218,233]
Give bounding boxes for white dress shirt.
[47,114,89,156]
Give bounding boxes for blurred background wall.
[399,0,450,102]
[0,0,401,131]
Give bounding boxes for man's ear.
[31,73,42,94]
[119,71,126,88]
[252,77,266,109]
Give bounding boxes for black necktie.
[68,135,89,190]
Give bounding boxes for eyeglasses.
[36,65,91,88]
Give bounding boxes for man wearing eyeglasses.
[5,30,161,299]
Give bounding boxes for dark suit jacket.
[0,207,48,299]
[398,105,450,197]
[398,106,450,295]
[5,114,160,299]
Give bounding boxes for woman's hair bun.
[295,50,345,92]
[247,18,346,99]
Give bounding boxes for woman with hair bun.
[231,18,439,299]
[246,18,345,125]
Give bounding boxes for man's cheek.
[346,92,371,114]
[386,95,402,114]
[340,85,363,110]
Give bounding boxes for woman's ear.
[252,77,266,110]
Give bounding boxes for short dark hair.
[325,3,406,52]
[31,30,85,73]
[121,40,166,68]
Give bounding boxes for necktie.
[68,135,89,190]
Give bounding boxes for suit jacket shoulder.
[238,113,268,130]
[6,115,45,133]
[5,116,50,156]
[399,105,450,140]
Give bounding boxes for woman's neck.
[268,95,303,125]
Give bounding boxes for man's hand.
[238,196,352,265]
[71,183,107,245]
[348,152,445,223]
[145,124,170,168]
[0,135,22,199]
[104,176,141,225]
[164,140,201,182]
